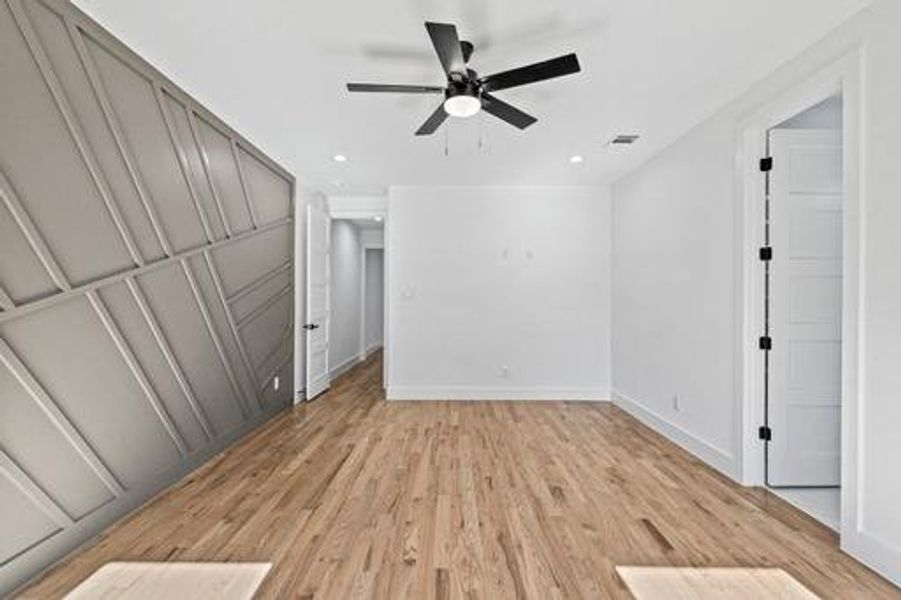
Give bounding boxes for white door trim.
[735,49,872,566]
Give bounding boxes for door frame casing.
[734,49,862,544]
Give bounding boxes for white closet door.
[305,202,331,400]
[768,129,842,487]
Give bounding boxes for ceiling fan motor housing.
[445,79,481,102]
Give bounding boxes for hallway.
[21,354,896,598]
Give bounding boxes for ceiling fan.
[346,22,581,136]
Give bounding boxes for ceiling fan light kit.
[347,21,581,135]
[443,82,482,118]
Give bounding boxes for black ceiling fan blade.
[480,53,580,92]
[347,83,445,94]
[481,93,537,130]
[415,104,449,136]
[425,22,467,76]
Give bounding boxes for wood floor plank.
[18,352,900,599]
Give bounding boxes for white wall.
[364,249,384,352]
[360,229,385,248]
[387,186,611,400]
[328,195,388,217]
[611,0,901,584]
[328,219,362,376]
[778,95,843,129]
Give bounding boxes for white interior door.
[305,202,331,400]
[767,129,842,487]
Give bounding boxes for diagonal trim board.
[616,567,820,599]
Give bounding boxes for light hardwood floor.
[20,353,899,599]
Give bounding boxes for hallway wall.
[364,249,384,353]
[328,219,362,377]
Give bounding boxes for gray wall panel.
[137,266,244,435]
[0,365,112,520]
[195,117,254,234]
[1,298,183,486]
[232,268,292,323]
[213,223,292,295]
[162,92,227,242]
[0,1,294,593]
[241,293,292,371]
[0,202,56,304]
[0,1,132,285]
[186,254,257,411]
[255,336,290,388]
[237,146,292,225]
[0,475,59,566]
[98,282,208,452]
[258,352,292,408]
[22,0,164,263]
[85,37,205,253]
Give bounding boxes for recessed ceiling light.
[569,155,584,164]
[332,180,344,188]
[333,154,348,163]
[373,216,383,222]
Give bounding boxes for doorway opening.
[325,217,385,387]
[361,246,385,364]
[738,52,862,549]
[761,95,843,530]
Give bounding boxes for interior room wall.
[0,1,294,594]
[364,249,384,353]
[387,186,611,400]
[611,0,901,584]
[328,219,362,377]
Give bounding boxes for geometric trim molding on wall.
[0,0,294,594]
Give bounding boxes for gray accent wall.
[0,0,294,594]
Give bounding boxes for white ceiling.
[73,0,870,195]
[346,218,385,231]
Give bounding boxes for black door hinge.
[759,247,773,261]
[759,157,773,172]
[758,425,772,441]
[759,336,772,350]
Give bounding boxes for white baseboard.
[842,531,901,588]
[329,354,362,380]
[612,390,738,480]
[387,386,609,401]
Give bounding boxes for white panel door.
[768,129,842,487]
[305,202,330,400]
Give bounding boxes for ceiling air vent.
[609,134,640,145]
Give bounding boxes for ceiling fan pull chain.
[444,126,449,156]
[478,113,485,151]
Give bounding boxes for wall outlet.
[499,366,509,379]
[273,376,280,391]
[672,394,681,412]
